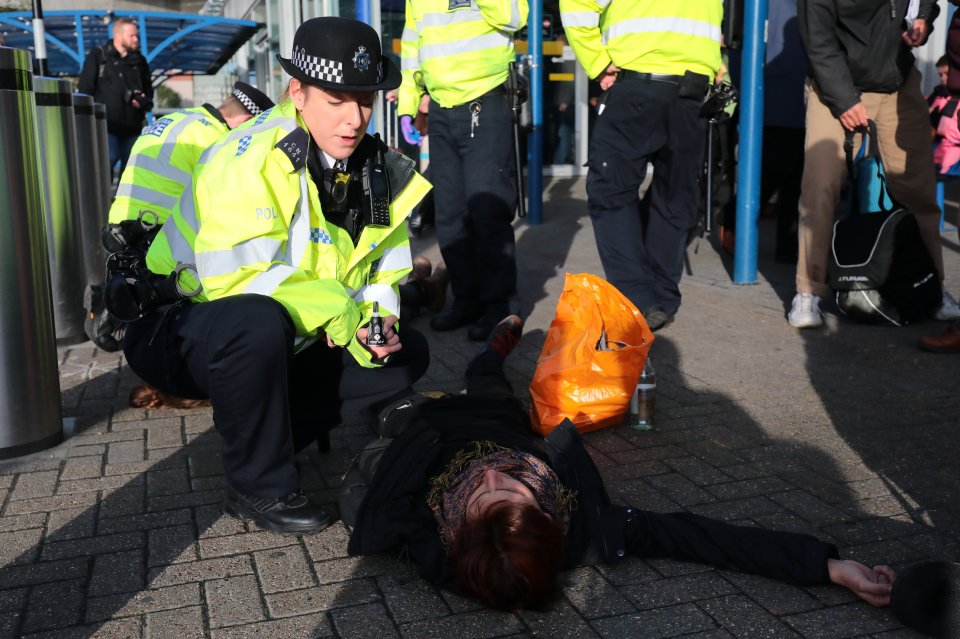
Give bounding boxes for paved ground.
[2,177,960,638]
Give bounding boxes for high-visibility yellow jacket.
[109,105,228,225]
[398,0,528,116]
[559,0,722,82]
[145,100,432,367]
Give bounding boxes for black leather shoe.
[430,304,482,332]
[467,312,500,341]
[224,487,331,535]
[642,306,674,332]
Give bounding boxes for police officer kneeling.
[122,18,432,534]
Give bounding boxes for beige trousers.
[796,68,945,297]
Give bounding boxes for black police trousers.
[122,295,429,497]
[428,88,518,315]
[587,75,707,316]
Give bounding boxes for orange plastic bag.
[529,273,654,436]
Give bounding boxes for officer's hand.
[358,316,402,361]
[839,102,869,131]
[598,63,620,91]
[400,115,422,145]
[385,89,398,103]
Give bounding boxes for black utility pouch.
[678,71,710,100]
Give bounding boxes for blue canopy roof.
[0,10,263,80]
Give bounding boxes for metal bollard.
[0,47,64,458]
[72,93,106,286]
[34,76,87,343]
[93,103,112,224]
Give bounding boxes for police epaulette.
[276,128,309,171]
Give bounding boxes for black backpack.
[827,121,941,326]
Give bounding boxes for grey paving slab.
[1,177,959,638]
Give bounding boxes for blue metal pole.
[526,0,543,224]
[732,0,768,283]
[356,0,370,25]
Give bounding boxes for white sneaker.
[788,293,824,328]
[935,289,960,321]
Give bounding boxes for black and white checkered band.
[232,89,262,115]
[292,45,344,84]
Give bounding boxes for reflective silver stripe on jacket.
[120,154,192,185]
[352,283,400,313]
[559,11,599,28]
[115,183,178,210]
[418,8,483,29]
[376,245,413,274]
[197,237,283,279]
[243,264,299,297]
[603,16,722,43]
[419,32,511,62]
[160,215,195,267]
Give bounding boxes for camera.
[698,82,738,122]
[126,89,154,112]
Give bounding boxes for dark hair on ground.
[449,501,567,611]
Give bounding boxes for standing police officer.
[399,0,528,340]
[122,18,432,534]
[560,0,722,330]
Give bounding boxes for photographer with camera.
[78,16,153,178]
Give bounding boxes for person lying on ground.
[339,315,897,611]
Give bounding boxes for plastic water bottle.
[630,357,656,431]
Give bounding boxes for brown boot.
[129,384,211,409]
[409,256,432,283]
[424,263,448,313]
[918,324,960,353]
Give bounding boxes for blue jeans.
[108,133,138,180]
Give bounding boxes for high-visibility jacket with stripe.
[109,105,228,225]
[559,0,722,82]
[145,100,432,367]
[398,0,529,116]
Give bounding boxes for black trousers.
[428,89,518,314]
[123,295,429,497]
[587,76,706,316]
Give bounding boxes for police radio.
[362,135,391,227]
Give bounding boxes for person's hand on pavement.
[828,559,896,607]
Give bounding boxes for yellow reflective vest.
[145,100,432,367]
[559,0,722,82]
[398,0,529,116]
[109,106,228,225]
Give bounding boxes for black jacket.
[798,0,940,117]
[78,42,152,137]
[341,395,837,592]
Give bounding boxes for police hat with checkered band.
[232,81,274,116]
[276,17,400,93]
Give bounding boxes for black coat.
[797,0,940,117]
[78,42,152,137]
[341,395,838,592]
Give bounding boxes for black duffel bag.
[829,209,940,325]
[828,122,941,326]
